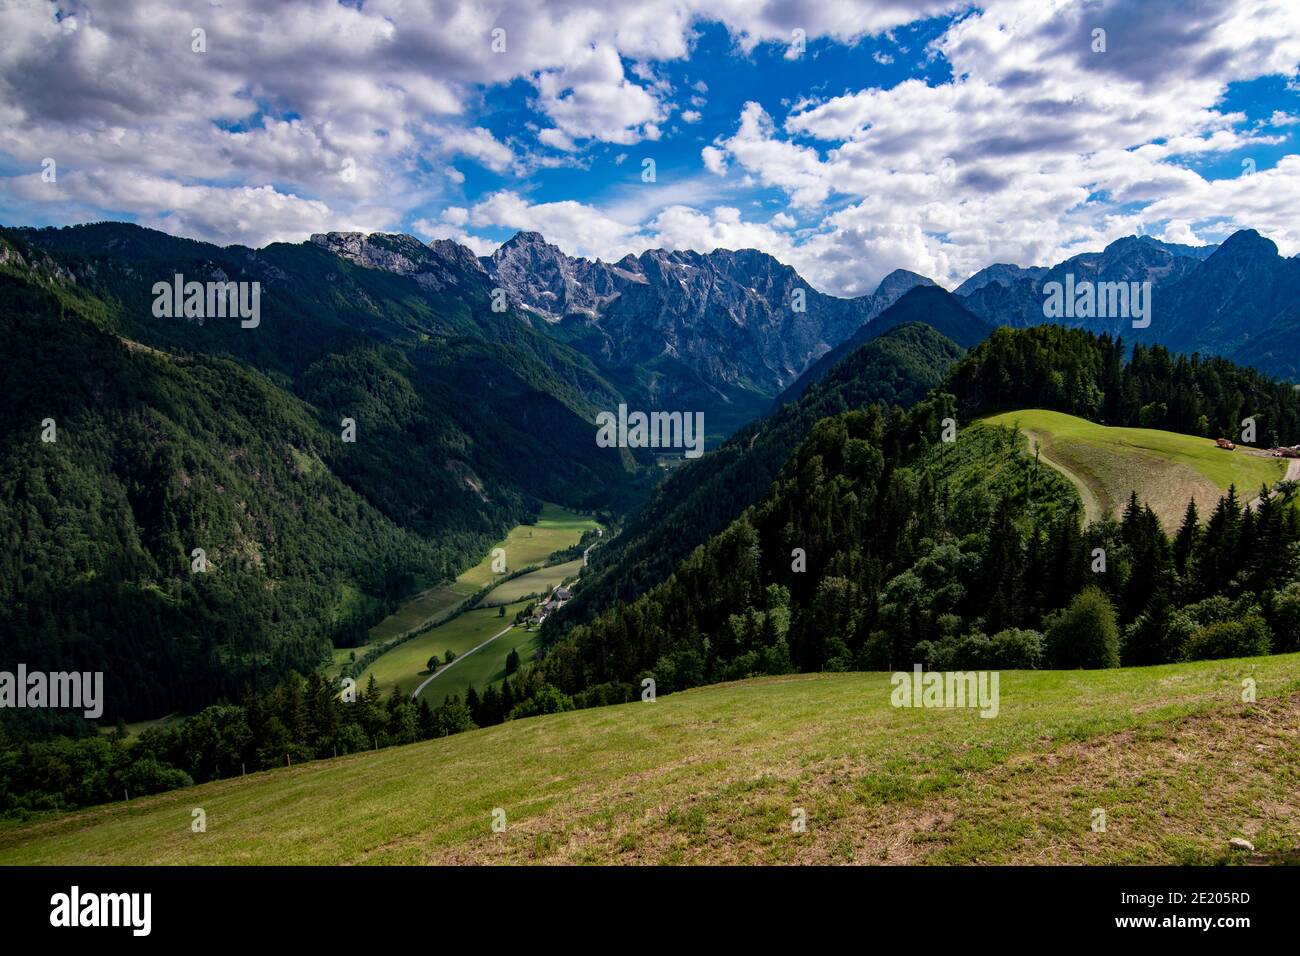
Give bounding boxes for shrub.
[1045,587,1120,668]
[1183,615,1272,661]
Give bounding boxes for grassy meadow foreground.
[980,409,1288,529]
[3,654,1297,865]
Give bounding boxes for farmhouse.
[529,585,574,624]
[1214,437,1236,450]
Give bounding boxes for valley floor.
[335,503,599,697]
[3,655,1297,865]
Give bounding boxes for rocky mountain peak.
[308,231,478,291]
[1211,228,1278,261]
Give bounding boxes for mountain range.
[4,216,1300,719]
[954,231,1300,382]
[319,224,1300,399]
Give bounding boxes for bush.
[508,684,575,720]
[1263,583,1300,654]
[1045,587,1120,668]
[120,756,194,797]
[913,628,1044,670]
[1183,615,1272,661]
[986,628,1046,668]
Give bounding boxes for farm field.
[325,504,598,682]
[359,600,530,698]
[980,409,1287,529]
[367,581,478,643]
[457,504,599,589]
[359,504,596,645]
[417,629,546,707]
[486,558,583,604]
[5,653,1298,866]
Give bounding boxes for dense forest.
[6,322,1300,818]
[560,322,966,626]
[948,325,1300,444]
[536,325,1300,700]
[537,405,1300,702]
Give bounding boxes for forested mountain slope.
[539,326,1300,705]
[555,323,965,627]
[0,224,646,720]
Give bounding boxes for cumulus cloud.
[1,0,1298,293]
[465,189,641,259]
[702,0,1300,290]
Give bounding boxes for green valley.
[348,503,598,696]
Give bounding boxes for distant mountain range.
[302,229,921,437]
[953,231,1300,381]
[319,225,1300,413]
[471,231,935,436]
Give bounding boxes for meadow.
[980,409,1287,529]
[6,654,1297,865]
[359,601,531,697]
[328,504,597,686]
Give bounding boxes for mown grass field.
[457,504,598,589]
[367,581,478,643]
[418,629,546,707]
[360,601,530,698]
[6,654,1298,865]
[323,505,599,683]
[486,558,584,604]
[358,504,596,644]
[981,409,1286,529]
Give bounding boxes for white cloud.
[701,0,1300,289]
[466,189,641,259]
[431,126,516,173]
[701,145,728,175]
[2,0,1298,291]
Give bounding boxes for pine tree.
[1172,499,1199,574]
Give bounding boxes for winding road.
[410,623,515,700]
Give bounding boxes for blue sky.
[2,0,1299,293]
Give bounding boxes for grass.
[321,504,599,683]
[360,601,530,698]
[456,503,598,590]
[486,558,583,604]
[418,630,546,708]
[366,582,478,643]
[361,504,596,645]
[5,653,1298,865]
[980,409,1287,529]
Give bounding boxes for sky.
[1,0,1299,295]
